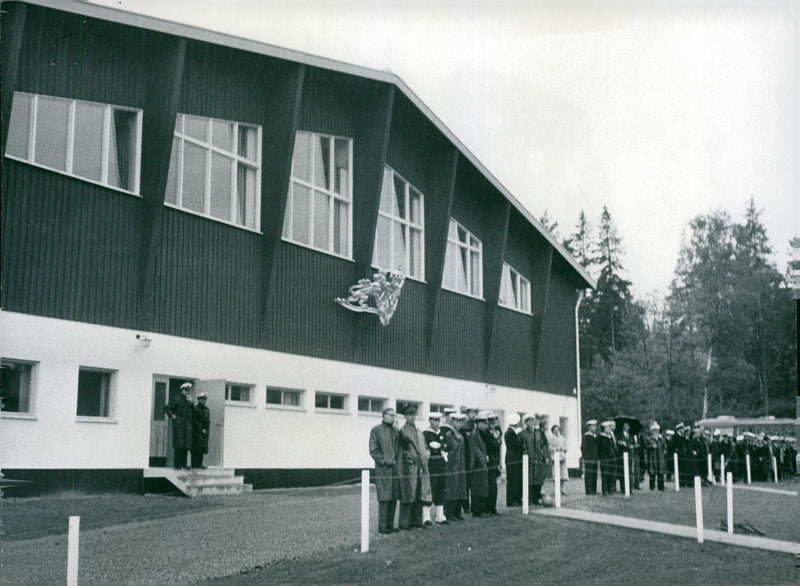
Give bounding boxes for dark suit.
[504,427,524,505]
[597,431,618,495]
[581,431,598,495]
[190,402,210,468]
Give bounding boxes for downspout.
[575,290,585,436]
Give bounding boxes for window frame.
[225,382,255,406]
[265,386,305,411]
[5,92,143,195]
[165,113,262,232]
[396,399,423,420]
[498,261,532,315]
[372,166,426,281]
[0,358,37,418]
[282,130,354,260]
[357,395,386,415]
[75,366,116,422]
[314,391,348,413]
[442,218,484,299]
[429,402,453,416]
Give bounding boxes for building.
[0,0,594,495]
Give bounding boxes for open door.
[192,379,225,467]
[149,376,194,467]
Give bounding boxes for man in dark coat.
[397,405,432,530]
[616,421,638,490]
[483,412,503,515]
[442,413,467,521]
[581,419,599,495]
[466,412,490,517]
[422,412,449,524]
[368,407,400,534]
[519,413,549,505]
[191,393,210,469]
[597,420,618,496]
[164,382,194,469]
[504,412,524,506]
[642,421,667,490]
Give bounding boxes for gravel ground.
[0,486,374,583]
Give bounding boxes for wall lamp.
[136,334,152,349]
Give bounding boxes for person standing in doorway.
[191,392,210,469]
[164,382,194,470]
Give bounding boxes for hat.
[506,413,521,426]
[522,413,535,422]
[428,412,442,420]
[401,404,417,416]
[451,413,467,421]
[768,435,779,441]
[743,431,755,438]
[649,421,660,430]
[197,392,207,399]
[665,430,675,436]
[785,437,796,443]
[713,429,721,436]
[477,410,493,420]
[601,420,613,428]
[675,422,684,430]
[180,382,192,391]
[736,435,744,441]
[586,419,598,426]
[443,407,458,415]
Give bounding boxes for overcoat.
[597,431,618,477]
[466,427,489,497]
[519,427,550,485]
[441,424,467,502]
[192,403,210,454]
[547,430,568,479]
[368,422,400,501]
[164,395,193,450]
[398,421,432,504]
[642,432,667,475]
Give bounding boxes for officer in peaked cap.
[423,412,449,525]
[581,419,599,495]
[466,411,490,516]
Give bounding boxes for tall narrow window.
[165,114,261,230]
[4,92,142,194]
[283,131,352,258]
[76,368,114,418]
[499,262,532,314]
[442,218,483,298]
[373,166,425,279]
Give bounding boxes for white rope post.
[771,454,778,483]
[726,472,733,534]
[745,453,752,484]
[67,516,80,586]
[674,453,680,492]
[554,455,561,508]
[360,470,369,553]
[694,476,704,544]
[522,454,529,515]
[623,452,630,498]
[720,454,726,486]
[707,453,713,484]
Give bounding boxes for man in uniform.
[442,412,467,521]
[422,412,449,525]
[164,382,194,470]
[369,407,400,534]
[504,412,524,506]
[581,419,599,495]
[397,405,432,529]
[616,421,638,490]
[597,420,618,496]
[483,411,503,515]
[191,392,210,469]
[466,411,490,517]
[642,421,667,490]
[519,413,549,505]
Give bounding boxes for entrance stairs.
[143,467,252,497]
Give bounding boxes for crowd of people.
[367,406,566,533]
[580,418,798,496]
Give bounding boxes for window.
[442,218,483,298]
[315,391,346,411]
[1,359,35,414]
[430,403,452,415]
[266,386,303,407]
[499,262,531,314]
[358,396,385,413]
[5,92,142,193]
[165,113,260,230]
[226,383,253,403]
[76,368,114,418]
[282,131,352,257]
[396,400,422,417]
[373,167,425,279]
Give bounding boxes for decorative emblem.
[335,270,406,326]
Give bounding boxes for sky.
[91,0,799,297]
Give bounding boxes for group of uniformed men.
[580,418,798,496]
[368,405,561,534]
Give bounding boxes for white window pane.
[379,168,393,213]
[520,279,530,312]
[107,109,137,191]
[238,126,257,161]
[447,219,459,241]
[237,164,257,229]
[313,135,330,190]
[313,190,330,249]
[212,119,233,151]
[291,183,311,244]
[334,138,349,196]
[375,216,392,269]
[165,138,179,204]
[6,93,31,159]
[458,247,469,293]
[292,132,311,183]
[72,102,105,182]
[409,229,422,278]
[334,199,349,256]
[500,265,512,306]
[470,250,481,296]
[510,271,519,305]
[393,221,406,271]
[409,190,422,225]
[210,152,232,221]
[184,115,207,141]
[34,97,69,171]
[182,141,206,212]
[393,175,405,218]
[443,241,457,290]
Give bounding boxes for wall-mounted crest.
[335,270,406,326]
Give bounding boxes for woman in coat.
[397,405,431,529]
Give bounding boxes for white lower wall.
[0,311,581,470]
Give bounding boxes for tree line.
[540,199,797,427]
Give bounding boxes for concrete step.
[186,483,252,497]
[183,476,245,488]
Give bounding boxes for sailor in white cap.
[519,412,548,505]
[483,411,503,515]
[598,421,618,495]
[466,411,490,517]
[581,419,599,495]
[504,413,524,506]
[422,412,449,525]
[643,421,667,490]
